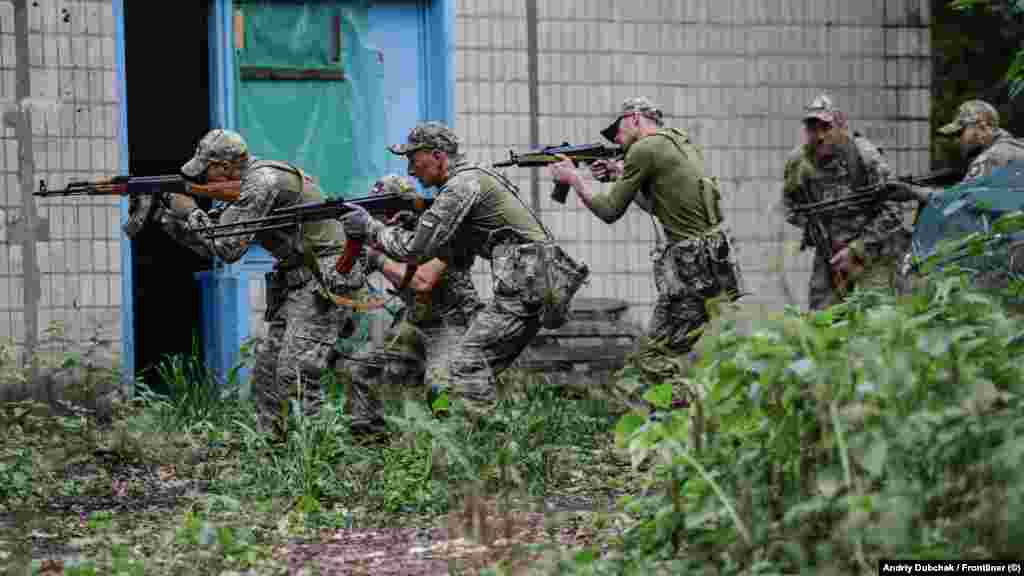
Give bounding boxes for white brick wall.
[0,0,122,349]
[456,0,931,329]
[0,0,934,356]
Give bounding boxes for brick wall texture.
[0,0,122,351]
[0,0,932,356]
[455,0,932,329]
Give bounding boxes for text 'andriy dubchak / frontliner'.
[881,562,1017,573]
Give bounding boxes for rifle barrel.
[196,192,430,238]
[791,195,880,215]
[202,221,300,238]
[198,216,305,237]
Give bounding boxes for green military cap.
[181,129,249,178]
[601,96,664,142]
[803,93,839,124]
[939,100,999,135]
[387,121,460,156]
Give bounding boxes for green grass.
[13,232,1024,575]
[0,337,629,575]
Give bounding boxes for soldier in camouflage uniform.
[343,175,484,435]
[158,129,368,437]
[943,100,1024,183]
[549,97,742,363]
[782,94,913,310]
[887,100,1024,288]
[340,122,561,420]
[889,100,1024,201]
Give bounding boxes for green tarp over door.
[234,0,392,352]
[235,0,387,199]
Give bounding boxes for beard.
[814,143,834,162]
[961,140,985,160]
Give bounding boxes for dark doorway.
[124,2,213,392]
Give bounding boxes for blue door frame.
[114,0,132,386]
[115,0,454,386]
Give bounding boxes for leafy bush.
[537,198,1024,574]
[547,277,1024,574]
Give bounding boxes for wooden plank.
[233,9,244,50]
[239,67,345,81]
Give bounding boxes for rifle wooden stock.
[35,174,242,203]
[187,181,241,203]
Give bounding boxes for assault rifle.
[796,175,850,294]
[34,174,242,203]
[795,167,964,295]
[493,142,623,203]
[789,167,963,220]
[195,191,434,274]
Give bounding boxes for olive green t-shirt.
[589,128,713,242]
[454,166,548,250]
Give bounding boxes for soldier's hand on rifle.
[591,158,623,182]
[365,246,388,274]
[830,245,854,276]
[387,210,418,230]
[884,180,932,204]
[165,192,198,217]
[340,204,373,239]
[548,154,582,188]
[831,242,866,277]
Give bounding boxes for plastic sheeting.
[912,161,1024,275]
[235,0,387,199]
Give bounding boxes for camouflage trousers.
[808,232,911,310]
[630,231,741,390]
[345,296,537,424]
[445,295,542,417]
[253,260,363,438]
[648,229,741,355]
[345,312,472,428]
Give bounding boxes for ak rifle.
[797,171,850,294]
[789,167,964,220]
[493,142,623,203]
[195,191,434,274]
[34,174,242,203]
[797,167,963,295]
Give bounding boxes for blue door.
[194,0,453,386]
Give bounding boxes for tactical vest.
[803,138,877,244]
[248,160,344,264]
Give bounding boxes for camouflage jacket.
[963,129,1024,183]
[782,135,909,259]
[170,157,366,290]
[372,161,547,268]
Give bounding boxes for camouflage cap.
[387,122,460,156]
[939,100,999,135]
[181,129,249,178]
[371,174,417,197]
[601,96,664,142]
[803,93,839,124]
